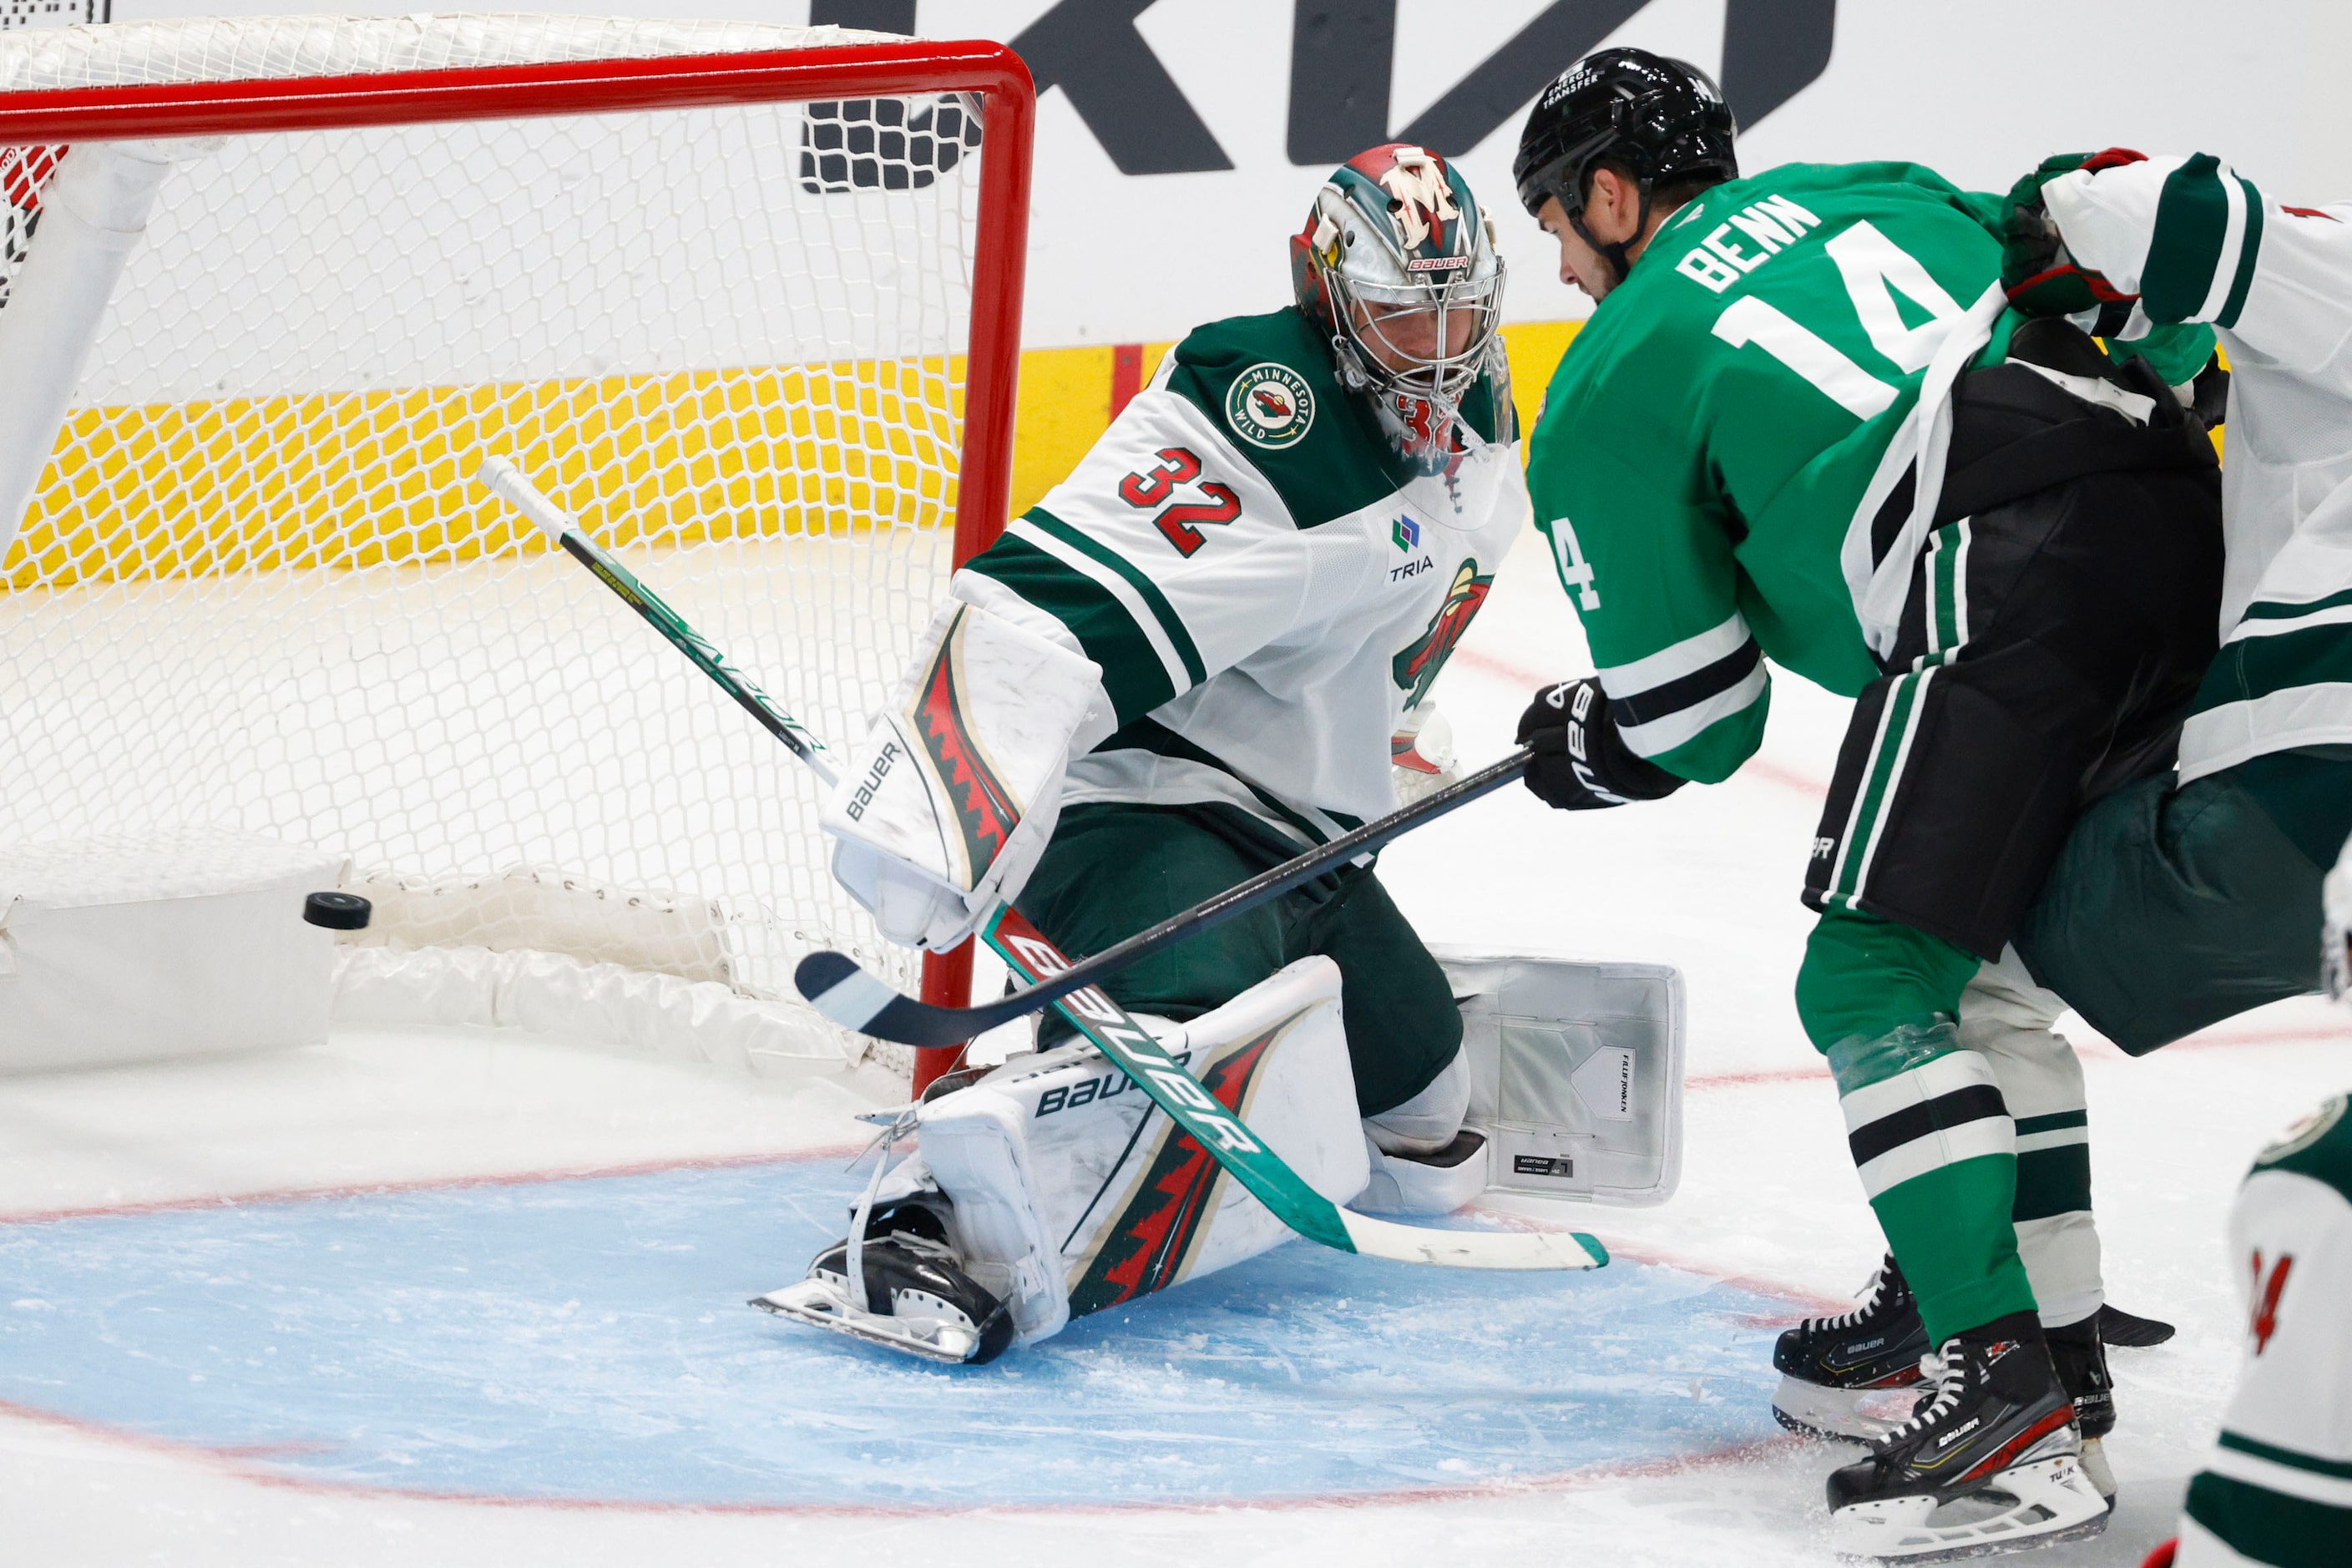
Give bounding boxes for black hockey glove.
[1515,678,1686,812]
[2001,148,2147,323]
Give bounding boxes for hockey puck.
[302,891,372,931]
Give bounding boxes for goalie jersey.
[2176,1095,2352,1568]
[952,306,1527,849]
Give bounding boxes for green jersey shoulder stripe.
[1019,509,1207,688]
[962,531,1180,721]
[2141,154,2267,328]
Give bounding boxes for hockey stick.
[794,747,1531,1048]
[476,456,839,788]
[480,461,1596,1272]
[982,903,1604,1271]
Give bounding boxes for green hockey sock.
[1828,1018,2037,1345]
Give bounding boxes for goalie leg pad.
[916,955,1369,1345]
[1436,948,1686,1206]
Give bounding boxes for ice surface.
[1,529,2345,1565]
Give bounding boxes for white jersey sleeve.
[2042,155,2352,776]
[2176,1094,2352,1568]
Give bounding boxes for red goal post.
[0,23,1033,1092]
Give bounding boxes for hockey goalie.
[753,144,1672,1363]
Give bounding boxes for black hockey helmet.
[1513,48,1737,282]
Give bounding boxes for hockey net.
[0,16,1031,1081]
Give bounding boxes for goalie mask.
[1291,143,1503,459]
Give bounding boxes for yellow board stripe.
[7,358,965,591]
[4,321,1586,592]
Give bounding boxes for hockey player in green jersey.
[759,144,1536,1363]
[1509,50,2223,1557]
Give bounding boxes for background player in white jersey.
[2138,1094,2352,1568]
[1994,149,2352,1056]
[759,144,1530,1362]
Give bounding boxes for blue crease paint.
[0,1162,1788,1508]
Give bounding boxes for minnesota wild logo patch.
[1393,559,1493,706]
[1225,362,1314,449]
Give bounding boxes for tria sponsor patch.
[1226,362,1314,449]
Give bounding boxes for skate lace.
[1816,1262,1892,1333]
[1879,1345,1967,1444]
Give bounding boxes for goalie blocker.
[756,948,1682,1362]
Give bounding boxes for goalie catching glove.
[821,598,1103,950]
[1515,677,1685,811]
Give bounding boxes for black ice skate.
[2046,1316,2116,1500]
[1826,1316,2108,1561]
[752,1197,1015,1366]
[1771,1255,1931,1440]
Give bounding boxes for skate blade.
[1772,1374,1919,1442]
[1831,1454,2111,1562]
[750,1281,982,1365]
[2079,1437,2115,1502]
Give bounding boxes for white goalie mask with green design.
[1291,142,1505,432]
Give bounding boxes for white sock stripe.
[1838,1045,2000,1133]
[2013,1125,2091,1155]
[1857,1114,2016,1198]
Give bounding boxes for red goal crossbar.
[0,39,1034,1092]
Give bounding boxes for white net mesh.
[0,18,999,1072]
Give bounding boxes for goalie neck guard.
[1291,143,1503,443]
[1512,48,1737,286]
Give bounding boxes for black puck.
[303,891,372,931]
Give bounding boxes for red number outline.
[1117,447,1239,557]
[1117,447,1201,509]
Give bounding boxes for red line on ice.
[0,1142,867,1227]
[0,1393,1810,1519]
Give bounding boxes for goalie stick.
[796,748,1531,1048]
[982,903,1604,1271]
[476,456,839,788]
[479,459,1597,1273]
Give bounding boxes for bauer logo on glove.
[822,599,1103,951]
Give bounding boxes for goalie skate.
[751,1202,1015,1366]
[1827,1323,2109,1562]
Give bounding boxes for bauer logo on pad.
[1226,363,1314,449]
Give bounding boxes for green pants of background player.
[1015,802,1461,1118]
[2018,746,2352,1054]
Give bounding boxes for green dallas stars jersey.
[953,306,1526,847]
[1526,160,2213,783]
